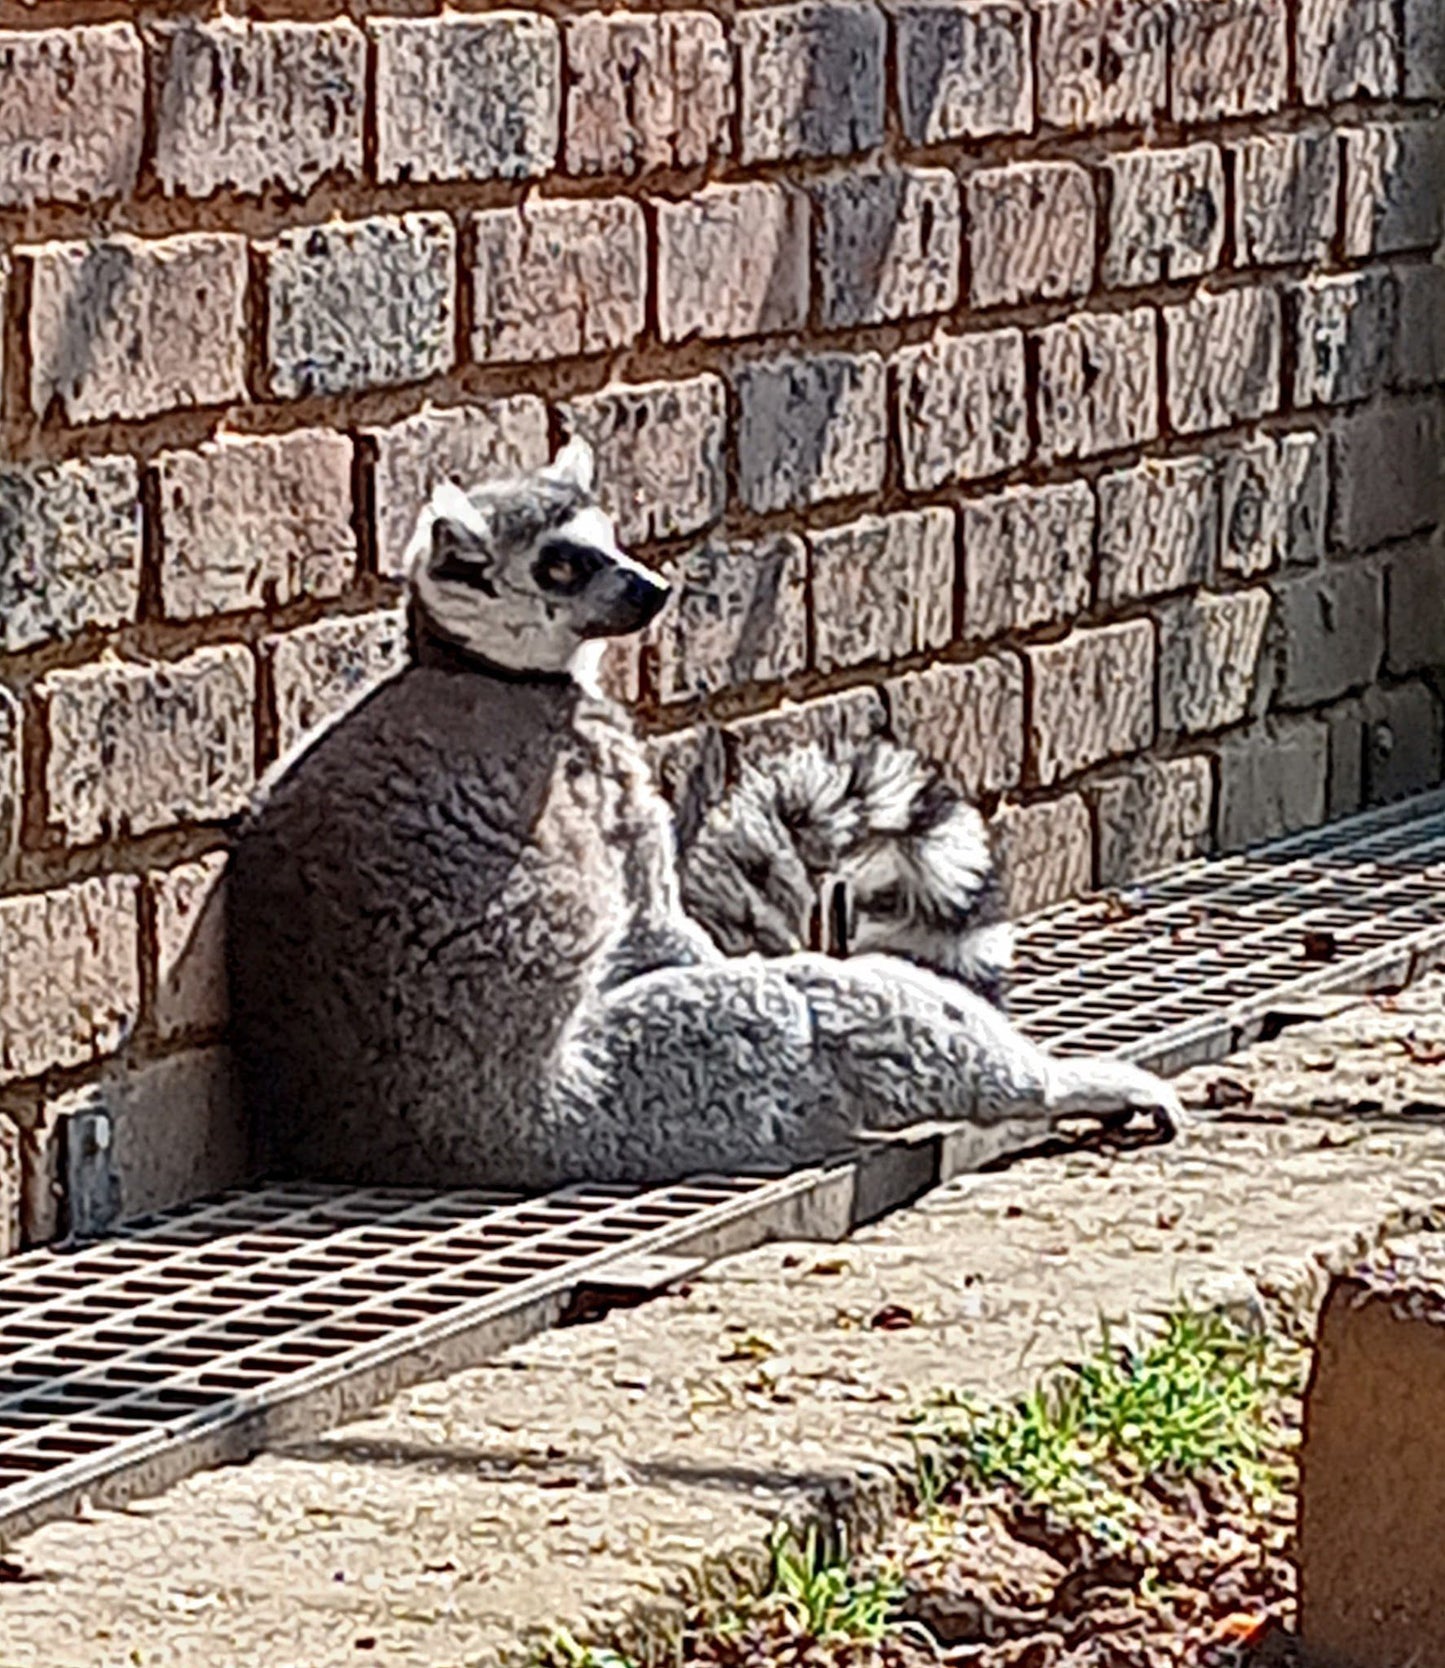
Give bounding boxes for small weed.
[761,1522,904,1645]
[536,1628,641,1668]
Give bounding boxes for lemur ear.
[543,435,595,494]
[426,482,497,591]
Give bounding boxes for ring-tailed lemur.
[227,438,1187,1191]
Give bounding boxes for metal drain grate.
[1010,788,1445,1073]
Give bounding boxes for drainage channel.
[0,789,1441,1546]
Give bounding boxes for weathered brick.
[155,431,354,621]
[1292,271,1398,408]
[40,648,255,846]
[1273,565,1383,707]
[366,398,550,578]
[1298,0,1399,104]
[1169,0,1286,120]
[811,508,955,672]
[886,654,1026,798]
[560,376,726,544]
[1219,438,1282,577]
[1097,457,1217,605]
[0,456,140,653]
[0,25,143,207]
[1332,404,1445,550]
[263,214,456,399]
[149,853,228,1042]
[1405,0,1445,98]
[894,0,1031,144]
[25,234,246,425]
[0,1115,17,1256]
[1102,144,1225,289]
[0,687,19,867]
[1027,621,1156,785]
[1387,544,1445,676]
[737,2,884,163]
[967,162,1095,308]
[1324,697,1366,818]
[653,535,807,702]
[1034,308,1158,463]
[1362,680,1443,804]
[735,353,886,513]
[1395,266,1445,391]
[564,12,730,175]
[1216,716,1327,849]
[1164,286,1281,434]
[471,198,645,364]
[895,328,1029,492]
[813,168,960,329]
[991,796,1092,914]
[0,877,140,1085]
[151,19,364,198]
[1090,756,1213,888]
[1158,589,1272,733]
[373,15,558,183]
[266,612,407,760]
[961,482,1093,639]
[727,688,887,771]
[1343,123,1445,259]
[1279,432,1330,565]
[655,183,809,343]
[1035,0,1168,130]
[1232,133,1339,268]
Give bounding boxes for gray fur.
[228,441,1188,1191]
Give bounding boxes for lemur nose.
[623,570,670,626]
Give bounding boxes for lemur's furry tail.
[678,739,1013,1009]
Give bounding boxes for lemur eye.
[862,884,905,917]
[533,540,602,596]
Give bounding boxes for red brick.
[1097,457,1217,605]
[1232,133,1339,267]
[1027,621,1156,785]
[265,612,407,761]
[1102,144,1225,288]
[895,1,1032,144]
[1291,271,1397,408]
[737,1,885,163]
[1034,308,1159,463]
[961,482,1093,639]
[24,234,247,425]
[0,24,143,207]
[0,688,19,868]
[967,161,1095,308]
[1331,404,1445,551]
[1164,286,1281,434]
[656,183,809,344]
[1169,0,1286,121]
[1090,756,1213,887]
[991,795,1093,913]
[471,198,645,364]
[564,12,731,175]
[813,167,960,328]
[886,655,1026,799]
[155,431,355,621]
[1216,716,1327,849]
[811,508,955,672]
[1035,0,1168,130]
[1342,123,1445,259]
[1298,0,1399,104]
[149,853,228,1042]
[1158,589,1273,733]
[895,328,1029,491]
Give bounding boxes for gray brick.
[1395,266,1445,391]
[1216,716,1327,850]
[1102,144,1225,289]
[1097,457,1217,605]
[1164,286,1281,434]
[560,376,726,545]
[25,234,247,425]
[967,161,1095,308]
[991,795,1092,914]
[1090,756,1213,888]
[1280,432,1329,565]
[1232,133,1338,268]
[1405,0,1445,98]
[1035,0,1168,130]
[894,1,1031,144]
[735,353,887,513]
[653,535,807,702]
[1027,621,1156,785]
[1343,123,1445,259]
[1034,307,1159,463]
[1325,697,1366,818]
[263,214,456,400]
[149,854,229,1043]
[886,654,1026,798]
[1387,544,1445,677]
[0,687,19,868]
[1273,565,1383,707]
[1158,589,1272,734]
[366,398,550,578]
[155,432,355,620]
[373,14,558,184]
[1169,0,1286,121]
[813,168,960,329]
[655,183,809,344]
[471,198,645,364]
[895,328,1029,492]
[565,12,731,176]
[1219,438,1282,578]
[1298,0,1399,104]
[151,19,364,198]
[811,509,955,672]
[0,457,140,653]
[1292,271,1398,408]
[960,481,1093,639]
[265,613,408,759]
[1362,680,1443,804]
[40,648,255,846]
[0,24,143,207]
[1332,404,1445,551]
[737,2,884,163]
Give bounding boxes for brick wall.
[0,0,1441,1247]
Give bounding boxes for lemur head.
[403,436,670,678]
